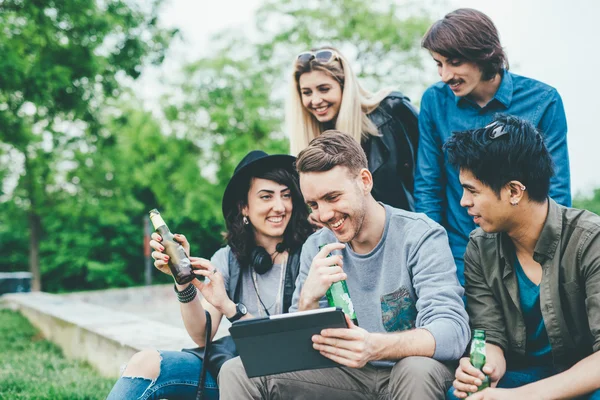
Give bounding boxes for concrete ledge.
[2,292,198,378]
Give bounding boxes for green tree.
[164,0,433,203]
[0,0,175,290]
[574,189,600,216]
[255,0,434,89]
[36,104,223,291]
[0,0,438,292]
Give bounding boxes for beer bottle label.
[149,213,166,230]
[339,292,356,317]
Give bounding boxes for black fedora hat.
[222,150,297,219]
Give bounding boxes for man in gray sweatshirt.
[219,131,470,400]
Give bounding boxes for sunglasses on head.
[296,49,339,64]
[485,121,510,140]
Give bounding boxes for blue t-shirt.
[514,256,552,365]
[415,70,571,285]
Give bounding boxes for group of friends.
[106,8,599,400]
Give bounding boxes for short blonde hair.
[287,47,392,155]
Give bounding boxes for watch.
[227,302,248,323]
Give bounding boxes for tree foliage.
[255,0,433,89]
[0,0,175,290]
[1,0,437,292]
[164,0,434,206]
[574,190,600,217]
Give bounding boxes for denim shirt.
[415,70,571,284]
[464,199,600,370]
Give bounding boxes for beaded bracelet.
[174,283,197,303]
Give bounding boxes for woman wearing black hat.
[107,151,312,400]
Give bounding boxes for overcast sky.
[136,0,599,197]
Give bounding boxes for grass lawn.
[0,308,115,399]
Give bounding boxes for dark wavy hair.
[224,167,312,267]
[443,114,554,203]
[422,8,508,80]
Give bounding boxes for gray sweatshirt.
[290,204,470,362]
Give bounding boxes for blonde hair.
[287,47,392,155]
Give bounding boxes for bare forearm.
[517,352,600,399]
[370,328,436,360]
[486,343,506,375]
[176,281,227,345]
[178,293,209,345]
[297,291,320,312]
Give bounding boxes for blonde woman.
[287,47,419,211]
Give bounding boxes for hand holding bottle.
[453,333,505,398]
[148,209,196,284]
[298,242,346,310]
[453,357,491,397]
[149,232,189,275]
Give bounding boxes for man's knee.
[394,356,449,377]
[219,356,246,382]
[121,349,161,379]
[391,356,453,393]
[219,357,263,400]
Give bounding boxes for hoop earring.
[243,216,249,225]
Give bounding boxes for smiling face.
[431,51,485,98]
[300,166,369,243]
[298,70,343,124]
[243,178,292,246]
[459,169,514,233]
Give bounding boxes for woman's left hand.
[189,257,231,312]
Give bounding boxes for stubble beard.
[344,195,367,244]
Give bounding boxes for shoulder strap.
[195,310,212,400]
[227,248,243,304]
[283,249,301,313]
[229,247,299,312]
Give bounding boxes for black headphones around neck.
[250,242,286,274]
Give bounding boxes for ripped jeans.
[106,350,218,400]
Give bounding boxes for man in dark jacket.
[444,115,600,400]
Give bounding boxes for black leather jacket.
[365,91,419,211]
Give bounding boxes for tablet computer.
[229,307,348,377]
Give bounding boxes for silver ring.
[212,269,218,275]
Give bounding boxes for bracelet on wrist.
[173,283,197,303]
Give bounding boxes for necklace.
[252,254,287,317]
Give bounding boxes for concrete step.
[2,288,230,378]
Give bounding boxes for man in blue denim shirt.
[415,8,571,285]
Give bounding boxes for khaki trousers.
[218,356,454,400]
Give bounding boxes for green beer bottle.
[319,244,359,326]
[149,209,200,285]
[469,329,490,394]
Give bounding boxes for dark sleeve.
[384,93,420,199]
[580,228,600,352]
[386,93,419,153]
[464,238,508,351]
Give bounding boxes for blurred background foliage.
[1,0,597,292]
